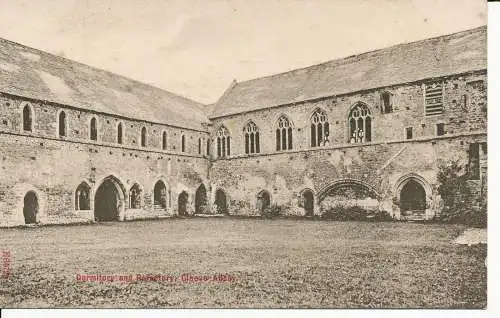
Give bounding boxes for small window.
[58,111,67,137]
[181,135,186,152]
[436,123,445,136]
[22,105,33,132]
[162,131,167,150]
[206,139,210,156]
[117,123,123,144]
[381,92,393,113]
[405,127,413,140]
[141,127,147,147]
[198,138,202,154]
[90,117,97,140]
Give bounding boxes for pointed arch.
[317,178,380,203]
[195,184,208,214]
[380,91,393,113]
[276,115,293,151]
[90,117,98,141]
[256,189,271,214]
[93,175,126,222]
[21,103,33,132]
[216,125,231,158]
[153,180,168,209]
[348,102,372,143]
[129,183,143,209]
[310,108,329,147]
[244,121,260,154]
[57,110,67,137]
[75,181,91,210]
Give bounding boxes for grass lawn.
[0,218,486,308]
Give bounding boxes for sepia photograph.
[0,0,488,310]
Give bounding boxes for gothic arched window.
[75,182,90,210]
[216,126,230,158]
[244,121,260,154]
[22,105,33,132]
[276,115,293,151]
[90,117,97,141]
[58,111,67,137]
[349,103,372,143]
[310,109,329,147]
[129,183,142,209]
[380,91,393,113]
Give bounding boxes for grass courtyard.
[0,218,487,308]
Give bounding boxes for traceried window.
[216,125,231,158]
[244,121,260,154]
[276,115,293,151]
[425,82,444,115]
[311,109,329,147]
[381,91,393,113]
[349,103,372,143]
[22,105,32,132]
[90,117,98,141]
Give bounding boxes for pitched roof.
[211,26,487,118]
[0,38,208,131]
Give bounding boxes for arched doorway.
[215,189,228,214]
[153,181,167,209]
[400,180,426,217]
[302,190,314,216]
[256,190,271,214]
[94,177,124,221]
[178,191,189,216]
[195,184,207,214]
[23,191,38,224]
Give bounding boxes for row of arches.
[18,175,429,224]
[20,105,207,155]
[215,104,374,158]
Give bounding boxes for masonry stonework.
[0,26,487,226]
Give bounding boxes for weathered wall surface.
[209,71,487,219]
[209,71,486,157]
[209,134,487,218]
[0,93,210,227]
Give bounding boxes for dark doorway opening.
[215,189,228,214]
[195,184,207,214]
[23,191,38,224]
[302,190,314,216]
[257,190,270,214]
[94,179,122,221]
[178,191,189,216]
[153,181,167,209]
[400,180,426,216]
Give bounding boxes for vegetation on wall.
[436,161,486,228]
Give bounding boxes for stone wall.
[0,93,210,227]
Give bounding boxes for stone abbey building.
[0,26,487,226]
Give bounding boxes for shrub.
[262,203,283,219]
[436,161,487,228]
[321,205,393,222]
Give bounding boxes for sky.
[0,0,487,104]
